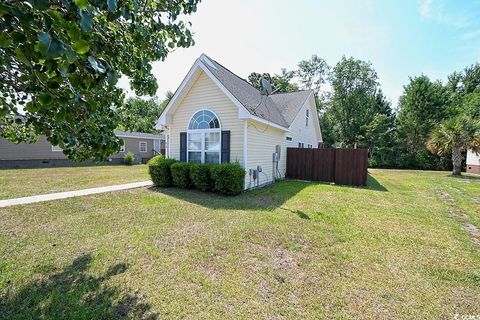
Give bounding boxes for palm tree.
[427,116,480,175]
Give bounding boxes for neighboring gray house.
[0,130,164,168]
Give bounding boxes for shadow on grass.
[447,174,480,181]
[149,180,309,211]
[149,174,387,211]
[365,174,388,192]
[0,254,157,320]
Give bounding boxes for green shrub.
[190,163,214,192]
[210,163,245,195]
[147,154,165,165]
[124,152,135,165]
[171,162,193,188]
[148,157,176,187]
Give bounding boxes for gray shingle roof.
[201,55,312,128]
[114,130,163,140]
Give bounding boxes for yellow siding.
[246,120,286,188]
[168,72,244,166]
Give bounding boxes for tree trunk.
[452,148,462,176]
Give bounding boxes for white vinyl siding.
[167,72,244,166]
[286,94,321,148]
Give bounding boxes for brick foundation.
[466,164,480,175]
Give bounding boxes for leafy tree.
[328,56,379,147]
[117,91,172,133]
[296,55,329,96]
[427,116,480,175]
[273,69,299,93]
[359,90,396,163]
[247,70,298,93]
[0,0,200,161]
[396,75,448,154]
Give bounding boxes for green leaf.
[107,70,118,85]
[67,25,81,41]
[72,40,90,54]
[25,101,39,112]
[37,93,53,106]
[14,48,31,66]
[38,32,65,57]
[65,45,77,63]
[79,7,93,31]
[0,33,13,48]
[107,0,117,12]
[75,0,88,10]
[88,56,106,73]
[28,0,49,10]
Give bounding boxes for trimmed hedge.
[148,155,177,187]
[190,163,214,192]
[171,162,193,188]
[211,163,245,195]
[148,158,245,196]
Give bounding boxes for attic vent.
[201,56,218,70]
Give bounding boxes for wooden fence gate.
[286,148,368,186]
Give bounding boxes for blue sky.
[119,0,480,108]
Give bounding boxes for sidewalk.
[0,181,153,208]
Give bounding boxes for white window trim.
[187,129,221,163]
[187,109,222,164]
[306,109,309,127]
[119,143,125,152]
[298,141,304,148]
[52,145,62,152]
[139,141,147,153]
[286,136,293,141]
[307,144,313,148]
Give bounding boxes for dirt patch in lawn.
[439,191,480,249]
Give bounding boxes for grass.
[0,169,479,319]
[0,165,149,200]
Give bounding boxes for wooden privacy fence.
[286,148,368,186]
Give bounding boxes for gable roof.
[201,55,313,128]
[156,54,315,131]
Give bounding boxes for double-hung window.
[187,110,221,164]
[139,141,147,153]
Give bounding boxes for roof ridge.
[271,89,312,95]
[202,54,263,94]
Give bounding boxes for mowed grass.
[0,169,479,319]
[0,165,149,200]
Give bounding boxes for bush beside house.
[148,156,244,195]
[171,162,193,188]
[190,163,214,192]
[147,155,177,187]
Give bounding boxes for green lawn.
[0,165,149,200]
[0,169,479,319]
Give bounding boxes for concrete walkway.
[0,180,153,208]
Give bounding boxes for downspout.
[243,120,248,189]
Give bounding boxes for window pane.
[188,152,201,163]
[188,133,202,150]
[205,152,219,164]
[188,110,220,130]
[205,132,220,151]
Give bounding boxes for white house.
[466,149,480,175]
[156,54,322,189]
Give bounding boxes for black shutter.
[221,130,230,163]
[180,132,187,162]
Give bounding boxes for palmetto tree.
[427,116,480,175]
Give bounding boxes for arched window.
[187,110,221,164]
[188,110,220,130]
